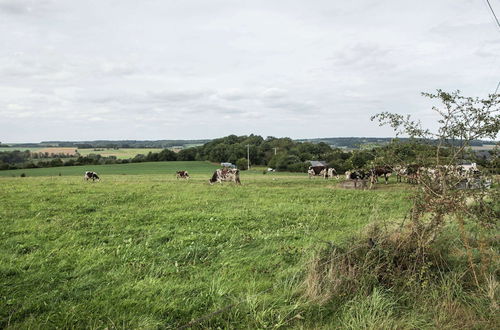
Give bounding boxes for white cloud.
[0,0,498,142]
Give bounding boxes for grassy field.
[0,163,416,328]
[0,147,166,159]
[0,161,219,177]
[77,148,164,159]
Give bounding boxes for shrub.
[236,158,248,170]
[287,162,308,172]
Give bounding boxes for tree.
[236,158,248,170]
[372,89,499,286]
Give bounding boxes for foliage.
[2,128,497,173]
[300,90,499,329]
[302,221,498,329]
[236,158,248,170]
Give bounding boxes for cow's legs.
[369,175,375,189]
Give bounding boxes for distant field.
[0,147,167,159]
[0,161,218,177]
[37,147,78,155]
[182,143,204,148]
[0,147,43,152]
[76,148,164,159]
[471,144,497,150]
[0,167,411,328]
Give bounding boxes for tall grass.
[300,220,499,329]
[2,170,496,328]
[0,173,410,328]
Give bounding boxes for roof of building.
[308,160,328,167]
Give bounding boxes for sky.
[0,0,499,142]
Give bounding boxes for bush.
[270,154,302,171]
[305,222,498,327]
[236,158,248,170]
[287,162,309,172]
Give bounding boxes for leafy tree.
[157,149,177,161]
[372,89,499,286]
[177,147,199,161]
[236,158,248,170]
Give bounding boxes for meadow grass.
[0,161,219,177]
[0,168,412,328]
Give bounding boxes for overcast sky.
[0,0,499,142]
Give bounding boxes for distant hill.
[4,137,497,150]
[10,139,211,149]
[297,137,497,149]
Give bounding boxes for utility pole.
[246,144,250,170]
[273,147,278,155]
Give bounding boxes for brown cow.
[370,166,392,184]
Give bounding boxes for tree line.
[1,134,496,173]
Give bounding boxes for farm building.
[308,160,328,167]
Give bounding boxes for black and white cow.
[308,166,324,178]
[345,169,369,180]
[326,167,339,179]
[176,170,190,179]
[209,168,241,184]
[308,166,339,179]
[392,165,406,183]
[84,171,100,181]
[395,164,420,184]
[370,166,392,184]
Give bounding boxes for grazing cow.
[176,170,190,179]
[308,166,325,178]
[84,171,100,181]
[345,169,369,180]
[344,169,372,188]
[393,165,409,183]
[308,166,339,179]
[370,166,392,184]
[418,166,439,181]
[209,168,241,184]
[404,164,421,184]
[327,167,339,179]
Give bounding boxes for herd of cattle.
[308,163,485,188]
[307,164,397,184]
[84,163,485,188]
[84,169,241,184]
[175,169,241,184]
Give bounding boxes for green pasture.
[0,167,413,328]
[77,148,164,159]
[0,161,219,177]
